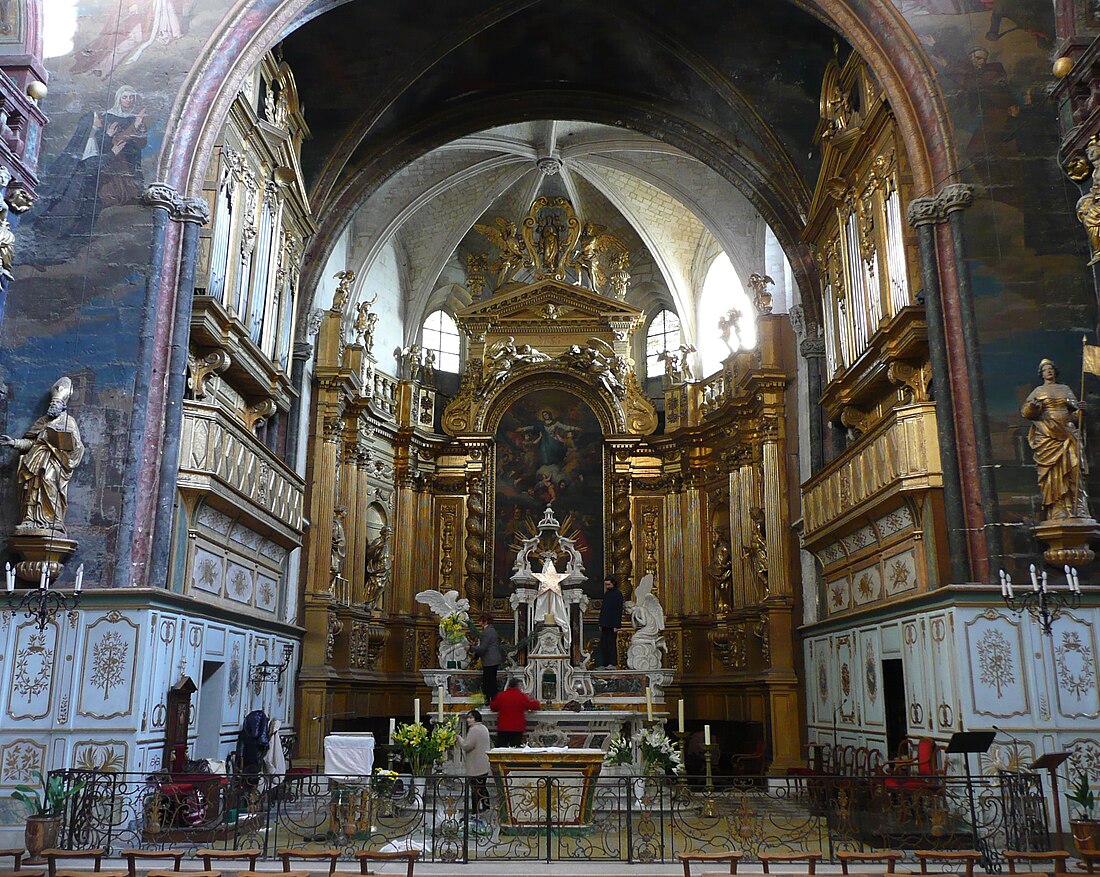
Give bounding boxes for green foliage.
[604,735,634,767]
[393,717,460,774]
[10,771,83,818]
[1069,773,1096,821]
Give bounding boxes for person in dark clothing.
[235,710,269,798]
[490,679,540,746]
[598,575,624,668]
[471,613,503,703]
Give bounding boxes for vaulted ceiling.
[280,0,846,333]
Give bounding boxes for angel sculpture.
[473,218,528,286]
[625,573,666,671]
[480,336,550,399]
[415,588,472,669]
[657,348,683,384]
[719,307,741,353]
[570,223,621,291]
[354,294,379,352]
[677,344,697,382]
[563,338,627,399]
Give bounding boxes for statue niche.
[493,388,604,602]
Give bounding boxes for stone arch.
[481,369,625,437]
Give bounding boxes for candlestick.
[74,564,84,593]
[704,724,711,746]
[646,686,653,722]
[1030,563,1040,592]
[38,563,47,590]
[438,685,444,723]
[678,698,685,734]
[5,562,13,592]
[413,698,420,725]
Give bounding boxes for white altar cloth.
[324,732,375,781]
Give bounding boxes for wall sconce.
[250,643,294,685]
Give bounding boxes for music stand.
[948,731,997,869]
[1031,752,1071,849]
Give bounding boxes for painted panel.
[860,628,884,728]
[0,738,46,783]
[1052,612,1100,720]
[883,548,917,596]
[225,561,254,604]
[835,634,857,724]
[901,616,932,732]
[191,546,224,596]
[7,621,59,720]
[928,611,959,732]
[852,563,882,606]
[205,624,227,657]
[255,572,278,612]
[224,635,245,726]
[827,575,850,614]
[71,739,128,772]
[78,611,140,720]
[963,609,1029,719]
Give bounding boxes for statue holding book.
[1,376,85,535]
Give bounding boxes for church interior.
[1,0,1100,868]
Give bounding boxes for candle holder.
[700,742,717,818]
[4,562,83,631]
[999,564,1081,636]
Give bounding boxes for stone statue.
[330,506,347,585]
[719,308,742,352]
[354,294,378,353]
[561,341,626,399]
[331,270,356,314]
[625,573,666,671]
[1,377,85,535]
[415,588,472,669]
[677,344,696,381]
[1022,359,1090,520]
[363,525,391,608]
[420,350,436,388]
[479,336,550,399]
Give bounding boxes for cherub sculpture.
[473,218,528,286]
[415,588,472,669]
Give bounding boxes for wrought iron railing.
[51,770,1049,866]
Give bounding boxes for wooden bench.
[838,851,904,874]
[192,851,290,877]
[120,850,220,877]
[1004,852,1071,875]
[354,851,418,877]
[760,853,822,874]
[277,850,363,877]
[41,850,127,877]
[0,848,45,877]
[677,851,742,877]
[915,850,982,877]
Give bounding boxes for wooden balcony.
[801,402,941,549]
[178,399,305,544]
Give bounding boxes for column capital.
[799,336,826,358]
[939,183,975,215]
[292,340,314,362]
[176,196,211,225]
[142,182,181,214]
[907,195,943,228]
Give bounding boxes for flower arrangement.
[604,735,634,768]
[371,768,399,798]
[439,613,469,643]
[393,717,460,774]
[638,727,683,775]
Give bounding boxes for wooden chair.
[1003,851,1071,874]
[838,851,903,874]
[120,851,220,877]
[677,851,742,877]
[41,850,128,877]
[760,852,822,873]
[354,851,418,877]
[915,850,982,877]
[0,849,45,877]
[277,850,356,877]
[193,851,286,877]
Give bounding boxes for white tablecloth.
[324,733,375,781]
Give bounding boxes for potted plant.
[10,770,83,862]
[392,717,459,804]
[1069,773,1100,853]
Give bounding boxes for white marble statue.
[625,573,666,671]
[532,556,570,637]
[415,588,471,669]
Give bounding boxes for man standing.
[471,613,503,703]
[598,575,624,668]
[490,679,540,747]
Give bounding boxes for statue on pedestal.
[363,525,391,609]
[625,573,665,671]
[1,377,85,535]
[1022,359,1089,520]
[415,588,472,669]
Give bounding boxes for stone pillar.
[146,192,211,590]
[799,335,826,474]
[286,340,313,464]
[908,196,970,583]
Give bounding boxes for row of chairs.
[678,850,1074,877]
[0,849,421,877]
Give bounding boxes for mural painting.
[493,389,603,599]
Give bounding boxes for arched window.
[645,309,681,378]
[698,253,755,376]
[421,309,461,373]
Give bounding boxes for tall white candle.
[704,724,711,746]
[5,562,13,592]
[75,563,84,593]
[678,699,685,733]
[438,685,444,723]
[413,698,420,725]
[645,686,653,721]
[389,717,395,743]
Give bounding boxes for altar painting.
[494,390,603,599]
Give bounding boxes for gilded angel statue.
[473,218,527,286]
[569,223,623,291]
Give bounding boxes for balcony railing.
[179,400,305,534]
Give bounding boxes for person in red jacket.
[490,678,540,747]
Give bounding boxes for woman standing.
[461,710,492,815]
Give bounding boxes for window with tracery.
[422,309,461,373]
[645,309,681,378]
